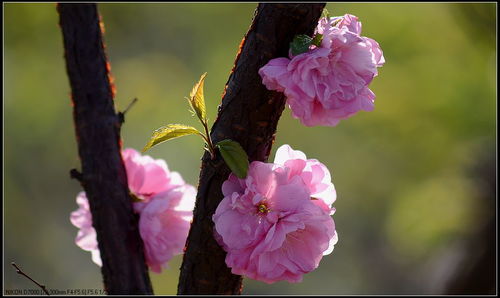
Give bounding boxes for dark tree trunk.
[58,3,153,295]
[177,3,326,295]
[443,150,496,295]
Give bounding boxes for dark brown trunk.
[177,3,326,295]
[58,3,153,295]
[443,151,496,295]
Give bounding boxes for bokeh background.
[4,2,496,295]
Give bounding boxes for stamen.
[257,203,269,214]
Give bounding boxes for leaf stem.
[203,121,216,160]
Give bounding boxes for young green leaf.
[290,34,313,56]
[216,139,249,179]
[142,124,205,152]
[311,33,323,47]
[188,72,208,125]
[322,8,330,19]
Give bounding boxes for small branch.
[69,168,83,183]
[123,97,138,115]
[118,97,138,124]
[11,262,50,296]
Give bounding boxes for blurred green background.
[4,2,496,295]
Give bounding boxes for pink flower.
[259,14,385,127]
[70,148,196,272]
[213,145,337,283]
[273,144,336,210]
[122,148,185,212]
[137,185,196,273]
[70,192,102,267]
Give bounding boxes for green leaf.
[216,139,249,179]
[188,72,208,125]
[290,34,313,56]
[322,8,330,19]
[311,33,323,47]
[142,124,205,152]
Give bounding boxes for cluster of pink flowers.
[70,148,196,273]
[259,14,385,127]
[213,145,338,283]
[71,12,383,286]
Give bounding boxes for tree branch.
[177,3,326,295]
[57,3,153,294]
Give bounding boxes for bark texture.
[58,4,153,294]
[177,3,326,295]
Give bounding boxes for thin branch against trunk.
[177,3,326,295]
[57,4,153,294]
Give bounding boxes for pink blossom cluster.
[259,14,385,127]
[213,145,338,283]
[70,148,196,273]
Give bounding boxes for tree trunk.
[58,3,153,295]
[177,3,326,295]
[443,151,496,295]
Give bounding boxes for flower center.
[257,203,269,214]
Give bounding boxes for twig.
[122,97,138,115]
[118,97,138,124]
[69,168,84,183]
[11,262,50,296]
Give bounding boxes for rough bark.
[58,4,153,295]
[177,3,326,295]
